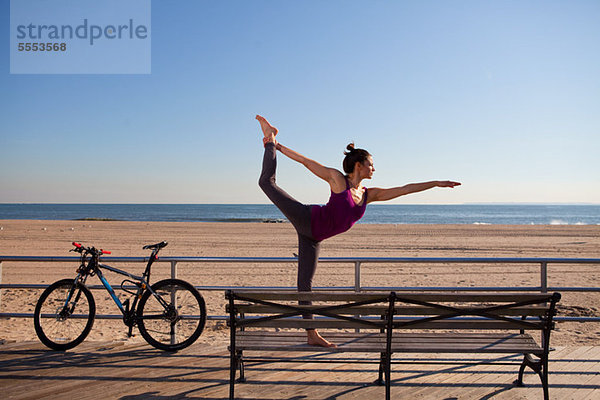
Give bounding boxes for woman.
[256,115,460,347]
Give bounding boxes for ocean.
[0,204,598,225]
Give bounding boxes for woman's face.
[358,156,375,179]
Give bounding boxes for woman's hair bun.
[344,142,356,156]
[342,142,371,174]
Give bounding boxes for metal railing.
[1,255,599,322]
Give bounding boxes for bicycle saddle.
[143,241,168,250]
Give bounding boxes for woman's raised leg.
[259,143,312,235]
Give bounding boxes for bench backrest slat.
[230,291,389,302]
[231,304,550,317]
[229,291,556,303]
[239,318,546,330]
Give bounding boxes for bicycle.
[34,241,206,352]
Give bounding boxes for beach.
[0,220,598,346]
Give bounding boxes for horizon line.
[1,202,599,206]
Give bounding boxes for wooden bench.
[226,290,561,400]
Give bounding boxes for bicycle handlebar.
[71,242,110,256]
[71,241,164,256]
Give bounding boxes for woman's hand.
[368,180,461,203]
[437,181,461,188]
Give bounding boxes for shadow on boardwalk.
[1,342,599,399]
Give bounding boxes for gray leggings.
[259,143,320,317]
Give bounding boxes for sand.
[0,219,598,347]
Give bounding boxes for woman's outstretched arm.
[367,181,461,203]
[276,143,346,190]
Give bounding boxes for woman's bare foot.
[256,115,278,142]
[307,329,337,348]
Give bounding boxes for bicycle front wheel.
[34,279,96,351]
[137,278,206,351]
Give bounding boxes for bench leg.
[385,352,391,400]
[516,354,540,385]
[229,350,246,398]
[541,358,549,400]
[515,357,526,386]
[236,351,246,383]
[375,353,385,385]
[229,350,236,399]
[515,354,549,400]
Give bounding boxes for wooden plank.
[238,330,538,339]
[232,304,550,316]
[237,331,540,345]
[550,345,600,400]
[238,332,386,344]
[394,320,545,330]
[1,342,596,400]
[235,331,543,354]
[237,343,541,354]
[235,339,539,351]
[229,290,558,303]
[239,318,546,330]
[401,352,488,398]
[230,291,391,302]
[238,319,384,329]
[457,353,525,399]
[237,344,386,353]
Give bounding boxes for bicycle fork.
[61,274,89,318]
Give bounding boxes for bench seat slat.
[237,335,539,345]
[237,331,538,341]
[238,331,541,341]
[235,345,543,354]
[235,332,542,354]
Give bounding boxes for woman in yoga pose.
[256,115,460,347]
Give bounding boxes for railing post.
[540,262,548,293]
[354,261,362,333]
[170,261,178,345]
[354,261,361,292]
[171,261,177,280]
[0,261,3,312]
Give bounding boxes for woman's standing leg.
[297,234,320,293]
[297,233,320,320]
[297,234,336,347]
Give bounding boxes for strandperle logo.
[15,19,149,46]
[10,0,151,74]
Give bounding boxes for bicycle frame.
[73,247,169,323]
[95,263,147,314]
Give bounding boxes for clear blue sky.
[1,0,599,204]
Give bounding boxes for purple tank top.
[310,178,368,241]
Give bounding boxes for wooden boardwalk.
[1,341,599,399]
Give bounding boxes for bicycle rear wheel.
[137,278,206,351]
[34,279,96,351]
